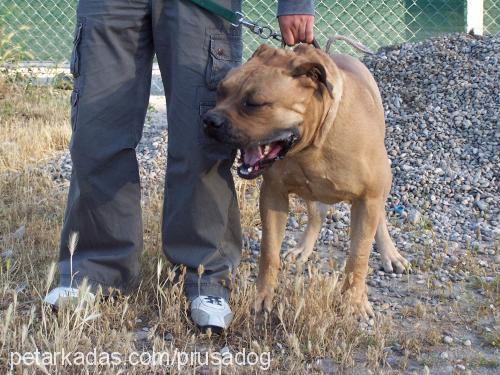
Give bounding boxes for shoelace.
[204,296,223,306]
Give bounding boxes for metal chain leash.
[189,0,322,48]
[231,11,283,42]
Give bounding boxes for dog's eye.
[243,97,270,108]
[244,100,261,108]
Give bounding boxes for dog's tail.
[325,35,375,55]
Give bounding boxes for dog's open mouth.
[236,130,298,179]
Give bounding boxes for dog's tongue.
[243,146,263,166]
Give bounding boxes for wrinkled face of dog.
[203,44,334,179]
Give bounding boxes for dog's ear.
[291,62,334,98]
[251,44,272,59]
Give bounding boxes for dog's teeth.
[236,149,241,158]
[264,145,270,155]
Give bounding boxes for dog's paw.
[253,288,274,314]
[345,289,374,320]
[381,248,410,274]
[354,297,374,320]
[283,245,313,265]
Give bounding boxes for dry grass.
[0,75,70,172]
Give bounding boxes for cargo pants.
[58,0,243,301]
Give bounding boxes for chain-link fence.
[484,0,500,34]
[0,0,498,64]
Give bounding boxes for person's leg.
[152,0,243,302]
[57,0,154,294]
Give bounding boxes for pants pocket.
[70,89,80,131]
[70,19,85,78]
[205,33,242,90]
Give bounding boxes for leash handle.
[282,38,322,49]
[187,0,321,49]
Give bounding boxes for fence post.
[466,0,484,35]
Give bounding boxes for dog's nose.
[203,111,226,130]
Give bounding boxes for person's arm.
[277,0,315,45]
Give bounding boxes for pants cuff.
[58,274,138,296]
[184,282,230,302]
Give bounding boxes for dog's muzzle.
[203,111,299,179]
[203,111,230,143]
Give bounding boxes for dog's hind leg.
[254,180,289,313]
[375,213,410,274]
[284,201,327,264]
[375,171,410,274]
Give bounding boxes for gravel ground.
[43,33,499,373]
[367,33,499,246]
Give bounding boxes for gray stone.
[0,249,13,259]
[13,225,25,240]
[408,209,421,224]
[443,335,453,344]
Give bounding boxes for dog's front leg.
[342,197,381,318]
[254,179,289,313]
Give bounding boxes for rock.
[164,333,173,341]
[478,260,488,267]
[463,339,471,347]
[13,225,25,240]
[288,217,299,229]
[475,200,487,211]
[0,249,13,259]
[443,335,453,344]
[314,358,338,374]
[134,330,149,341]
[408,209,421,224]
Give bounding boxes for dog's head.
[203,44,342,179]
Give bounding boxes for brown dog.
[203,44,409,317]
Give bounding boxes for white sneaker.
[43,286,96,309]
[190,295,233,331]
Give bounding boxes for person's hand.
[278,15,315,46]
